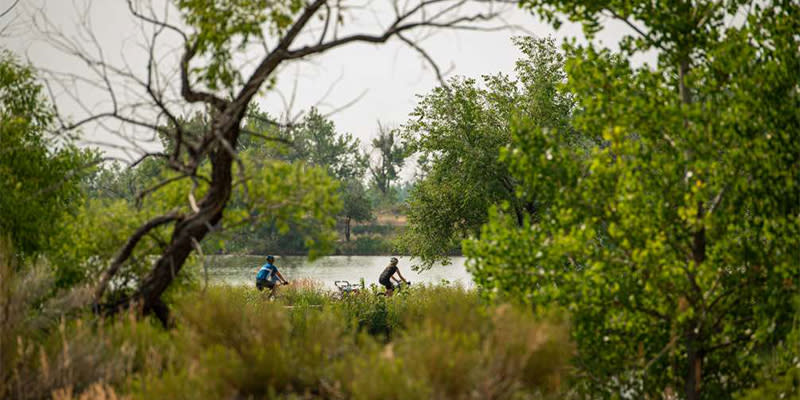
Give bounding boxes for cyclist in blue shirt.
[256,255,288,293]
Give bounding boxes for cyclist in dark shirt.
[379,257,408,297]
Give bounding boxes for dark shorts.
[379,277,393,290]
[256,280,276,291]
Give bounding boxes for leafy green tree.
[83,158,165,202]
[400,37,577,268]
[55,0,510,323]
[339,178,373,241]
[369,125,407,199]
[49,197,170,289]
[240,107,372,244]
[0,51,93,257]
[466,1,800,399]
[285,108,367,181]
[734,298,800,400]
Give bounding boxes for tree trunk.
[345,216,351,241]
[679,56,707,400]
[678,60,692,106]
[685,330,703,400]
[110,129,238,326]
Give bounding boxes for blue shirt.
[256,263,279,283]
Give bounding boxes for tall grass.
[133,285,572,399]
[2,254,572,400]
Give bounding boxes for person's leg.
[380,278,391,295]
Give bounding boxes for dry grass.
[1,247,572,400]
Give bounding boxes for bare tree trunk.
[345,216,351,241]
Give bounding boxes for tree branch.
[180,40,229,111]
[397,32,448,88]
[93,212,182,305]
[604,9,663,52]
[0,0,19,19]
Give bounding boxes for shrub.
[3,272,572,399]
[336,236,394,255]
[150,285,570,399]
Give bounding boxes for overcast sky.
[1,0,646,166]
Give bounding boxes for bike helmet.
[390,257,398,264]
[266,255,275,262]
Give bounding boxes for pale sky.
[1,0,647,166]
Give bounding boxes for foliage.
[0,51,94,257]
[72,143,340,293]
[229,154,342,260]
[369,126,407,198]
[2,273,572,400]
[138,285,571,399]
[0,237,101,400]
[200,108,373,250]
[339,178,373,241]
[82,158,164,202]
[466,1,800,399]
[400,37,578,268]
[48,198,162,288]
[735,298,800,400]
[177,0,304,91]
[275,108,373,241]
[281,108,368,182]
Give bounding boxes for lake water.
[206,255,473,290]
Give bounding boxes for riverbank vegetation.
[2,258,571,399]
[2,0,799,398]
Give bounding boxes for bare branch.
[129,151,169,168]
[318,2,333,46]
[188,177,200,212]
[45,0,513,320]
[0,0,20,19]
[232,0,329,111]
[397,32,448,88]
[127,0,188,43]
[239,128,293,145]
[284,10,503,60]
[320,88,368,118]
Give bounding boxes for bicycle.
[334,280,364,297]
[377,280,411,296]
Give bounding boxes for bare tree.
[31,0,512,325]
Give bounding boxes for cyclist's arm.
[275,270,289,284]
[395,270,407,283]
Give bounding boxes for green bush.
[335,236,395,255]
[4,273,572,399]
[351,224,394,235]
[137,285,572,399]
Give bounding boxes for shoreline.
[208,251,464,257]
